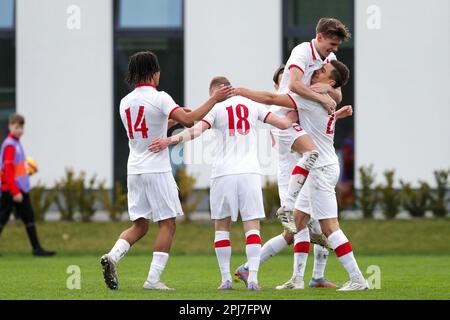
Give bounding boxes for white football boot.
[143,280,175,290]
[337,276,369,291]
[276,206,297,233]
[100,254,119,290]
[275,276,305,290]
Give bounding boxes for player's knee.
[133,218,149,235]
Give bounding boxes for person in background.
[0,113,55,256]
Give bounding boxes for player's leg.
[311,164,368,291]
[276,209,310,290]
[0,192,15,236]
[144,217,176,290]
[14,193,55,256]
[242,219,262,290]
[307,217,336,288]
[283,134,319,212]
[143,172,183,290]
[210,175,237,290]
[215,218,233,290]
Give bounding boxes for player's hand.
[211,85,233,103]
[286,110,299,123]
[336,105,353,119]
[148,137,171,153]
[231,87,242,97]
[13,193,23,203]
[310,83,332,94]
[320,95,337,114]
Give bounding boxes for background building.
[0,0,448,195]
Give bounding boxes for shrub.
[98,181,128,222]
[29,181,57,222]
[357,165,378,218]
[378,170,401,219]
[429,170,449,218]
[263,179,280,219]
[77,173,98,222]
[400,181,431,218]
[176,168,204,223]
[54,168,79,221]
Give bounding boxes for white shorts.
[210,174,265,222]
[127,172,183,222]
[272,124,308,155]
[295,164,340,220]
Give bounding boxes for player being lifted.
[273,18,351,231]
[234,60,369,291]
[234,65,340,288]
[149,76,298,291]
[100,51,232,290]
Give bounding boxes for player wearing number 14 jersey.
[149,76,297,291]
[100,51,232,291]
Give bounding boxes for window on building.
[0,0,15,140]
[283,0,355,205]
[114,0,184,186]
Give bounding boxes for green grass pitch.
[0,219,450,299]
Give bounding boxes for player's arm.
[149,120,210,153]
[309,83,342,104]
[288,68,336,113]
[264,111,297,130]
[335,105,353,120]
[170,86,232,127]
[234,87,296,109]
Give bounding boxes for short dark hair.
[329,60,350,88]
[272,64,285,86]
[125,51,160,86]
[209,76,231,93]
[9,113,25,126]
[316,18,351,41]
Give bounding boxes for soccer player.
[149,76,298,291]
[235,60,369,291]
[0,113,55,256]
[235,65,337,289]
[100,51,233,290]
[274,18,351,229]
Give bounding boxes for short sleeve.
[255,103,271,123]
[202,106,217,129]
[287,43,309,74]
[159,91,180,117]
[288,93,311,111]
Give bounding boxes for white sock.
[259,234,289,264]
[245,230,262,284]
[147,252,169,283]
[215,231,232,283]
[328,229,363,280]
[108,238,130,263]
[312,244,329,279]
[284,151,319,210]
[293,228,310,279]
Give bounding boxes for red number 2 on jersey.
[226,104,250,136]
[125,106,149,139]
[326,113,336,134]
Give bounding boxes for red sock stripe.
[246,234,262,245]
[335,242,353,257]
[294,241,310,253]
[215,240,231,248]
[291,166,309,177]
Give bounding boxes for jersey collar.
[310,39,320,61]
[134,83,157,89]
[8,133,19,141]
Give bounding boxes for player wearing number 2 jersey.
[235,60,369,291]
[149,76,297,291]
[100,51,232,291]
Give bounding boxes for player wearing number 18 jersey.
[149,76,297,291]
[100,51,232,291]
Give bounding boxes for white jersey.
[270,39,337,118]
[289,93,339,168]
[119,84,180,174]
[202,96,271,179]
